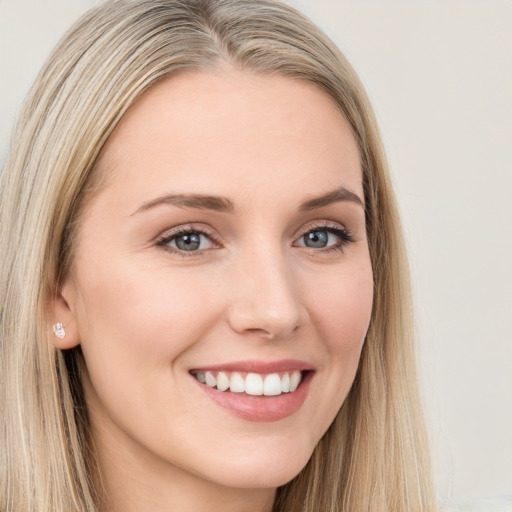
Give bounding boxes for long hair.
[0,1,435,510]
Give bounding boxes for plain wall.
[1,0,511,505]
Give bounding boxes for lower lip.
[194,372,314,422]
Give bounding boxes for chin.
[200,443,315,490]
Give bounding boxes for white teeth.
[216,371,230,391]
[289,370,301,392]
[281,373,290,393]
[229,372,245,393]
[263,373,282,396]
[245,373,263,395]
[193,369,305,395]
[205,371,216,388]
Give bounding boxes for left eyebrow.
[131,193,236,216]
[299,187,364,210]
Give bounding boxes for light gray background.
[1,0,511,505]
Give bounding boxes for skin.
[53,69,374,512]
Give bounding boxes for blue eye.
[296,226,354,250]
[303,230,330,248]
[158,229,215,253]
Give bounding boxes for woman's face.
[60,70,373,495]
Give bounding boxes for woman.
[0,0,435,510]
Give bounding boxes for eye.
[295,225,354,251]
[156,228,217,253]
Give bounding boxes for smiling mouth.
[190,370,305,396]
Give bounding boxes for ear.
[48,281,81,350]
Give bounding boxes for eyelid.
[293,220,355,251]
[294,220,348,239]
[154,220,355,257]
[155,224,222,255]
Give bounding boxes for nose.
[226,247,308,340]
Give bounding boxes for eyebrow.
[132,194,236,215]
[298,187,364,210]
[131,186,364,216]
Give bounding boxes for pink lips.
[190,359,314,422]
[191,359,314,374]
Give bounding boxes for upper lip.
[189,359,315,374]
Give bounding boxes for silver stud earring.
[52,323,66,339]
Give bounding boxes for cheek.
[308,260,374,352]
[76,259,217,347]
[303,258,373,425]
[72,261,225,437]
[72,259,223,402]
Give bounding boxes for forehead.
[93,69,363,211]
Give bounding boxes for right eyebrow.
[299,186,364,210]
[131,193,236,216]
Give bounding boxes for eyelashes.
[155,222,355,257]
[294,223,354,251]
[155,226,221,255]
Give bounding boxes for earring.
[52,322,66,339]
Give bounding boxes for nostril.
[230,298,304,331]
[229,320,301,341]
[226,264,309,338]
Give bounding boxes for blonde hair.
[0,1,435,510]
